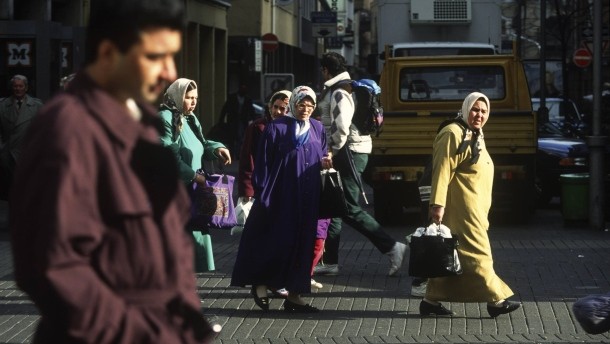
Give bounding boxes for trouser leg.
[311,238,325,275]
[337,152,396,254]
[321,217,342,265]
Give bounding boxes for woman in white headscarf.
[231,86,332,313]
[421,92,521,318]
[159,78,232,273]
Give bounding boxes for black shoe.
[250,286,269,311]
[283,299,319,313]
[487,300,521,318]
[419,300,455,316]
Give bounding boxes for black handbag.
[318,169,348,219]
[408,224,463,278]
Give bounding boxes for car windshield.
[399,66,506,101]
[532,99,582,123]
[538,121,567,138]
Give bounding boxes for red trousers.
[311,238,325,276]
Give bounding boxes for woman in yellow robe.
[421,92,521,318]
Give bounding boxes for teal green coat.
[159,109,225,183]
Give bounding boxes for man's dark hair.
[85,0,186,65]
[320,52,347,77]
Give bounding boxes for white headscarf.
[267,89,292,118]
[163,78,197,114]
[457,92,490,163]
[459,91,490,130]
[287,86,317,139]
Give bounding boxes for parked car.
[536,122,589,206]
[532,97,588,138]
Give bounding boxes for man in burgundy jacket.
[9,0,215,342]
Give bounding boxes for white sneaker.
[411,281,428,297]
[313,264,339,276]
[311,278,323,289]
[387,242,407,276]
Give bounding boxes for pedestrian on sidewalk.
[315,52,407,277]
[420,92,521,318]
[231,86,332,313]
[0,74,43,200]
[237,89,291,298]
[159,78,232,272]
[9,0,216,342]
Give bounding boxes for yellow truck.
[366,53,537,224]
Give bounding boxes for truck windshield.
[399,66,506,101]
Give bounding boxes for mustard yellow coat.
[426,123,513,302]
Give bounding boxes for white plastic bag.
[230,197,254,235]
[406,223,453,243]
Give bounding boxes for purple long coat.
[9,73,213,343]
[231,115,326,294]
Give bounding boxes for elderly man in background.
[0,74,43,200]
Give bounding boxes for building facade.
[0,0,230,130]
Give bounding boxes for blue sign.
[311,11,337,24]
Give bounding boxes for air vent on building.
[410,0,472,25]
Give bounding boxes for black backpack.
[328,79,384,137]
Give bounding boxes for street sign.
[311,11,338,38]
[261,73,294,103]
[254,40,262,72]
[573,48,592,68]
[261,33,279,53]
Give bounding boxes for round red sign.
[261,33,279,53]
[573,48,592,68]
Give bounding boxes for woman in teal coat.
[159,78,232,272]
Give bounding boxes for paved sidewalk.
[1,198,610,343]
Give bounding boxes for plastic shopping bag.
[230,197,254,235]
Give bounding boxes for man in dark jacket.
[218,84,256,153]
[9,0,216,343]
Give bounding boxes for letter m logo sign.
[7,42,32,67]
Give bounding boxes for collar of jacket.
[324,71,351,88]
[66,72,163,151]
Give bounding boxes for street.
[1,199,610,343]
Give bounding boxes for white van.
[384,42,497,58]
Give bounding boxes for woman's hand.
[216,147,232,165]
[429,205,444,225]
[193,173,207,186]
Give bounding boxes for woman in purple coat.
[231,86,332,313]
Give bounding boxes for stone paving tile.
[2,201,610,343]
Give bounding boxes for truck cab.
[368,53,537,224]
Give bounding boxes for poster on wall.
[0,38,36,97]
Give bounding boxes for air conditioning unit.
[410,0,472,25]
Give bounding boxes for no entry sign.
[573,48,592,68]
[262,33,279,53]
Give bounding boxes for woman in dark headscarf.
[159,78,232,273]
[231,86,332,313]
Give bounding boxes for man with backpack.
[315,52,407,277]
